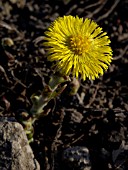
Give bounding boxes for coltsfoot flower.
[44,15,113,80]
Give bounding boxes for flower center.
[69,35,90,55]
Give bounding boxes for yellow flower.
[44,15,113,80]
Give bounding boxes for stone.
[62,146,91,170]
[0,117,40,170]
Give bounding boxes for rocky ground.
[0,0,128,169]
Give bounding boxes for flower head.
[44,15,113,80]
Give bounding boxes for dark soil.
[0,0,128,169]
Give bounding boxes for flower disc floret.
[69,35,90,55]
[44,15,113,80]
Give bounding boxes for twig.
[66,4,77,15]
[96,0,120,22]
[84,1,102,10]
[113,45,128,60]
[118,33,128,42]
[86,0,108,18]
[85,85,99,108]
[76,1,102,15]
[69,134,84,145]
[0,65,10,83]
[11,70,27,88]
[0,21,21,34]
[115,158,128,169]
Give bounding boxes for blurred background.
[0,0,128,170]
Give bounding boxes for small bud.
[69,78,80,95]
